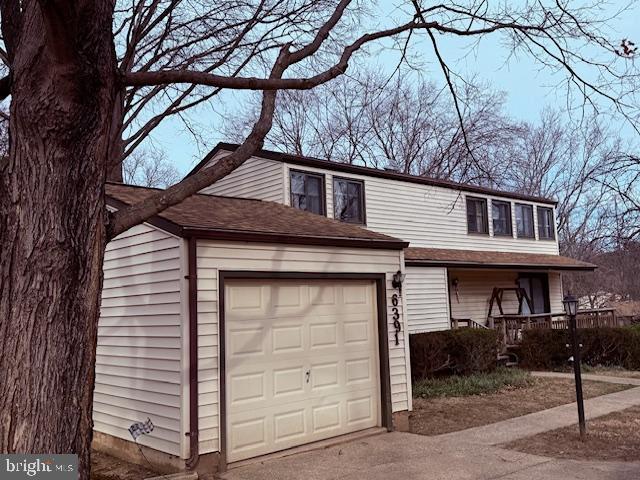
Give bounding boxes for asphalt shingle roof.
[106,183,407,249]
[404,247,596,271]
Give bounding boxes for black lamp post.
[563,292,586,439]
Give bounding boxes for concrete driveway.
[218,431,640,480]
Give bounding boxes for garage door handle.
[305,370,311,383]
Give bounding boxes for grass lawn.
[413,367,534,398]
[410,369,632,436]
[504,405,640,462]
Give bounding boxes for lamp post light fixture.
[563,292,586,439]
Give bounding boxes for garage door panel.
[308,284,337,305]
[227,284,267,313]
[309,322,338,349]
[273,409,307,442]
[271,324,305,353]
[229,371,265,404]
[342,283,370,305]
[228,327,265,357]
[226,279,381,463]
[345,357,374,385]
[344,319,371,345]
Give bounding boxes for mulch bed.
[410,377,630,436]
[503,405,640,461]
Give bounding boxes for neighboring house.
[190,143,595,335]
[98,183,410,472]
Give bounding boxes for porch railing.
[490,308,617,347]
[450,317,490,330]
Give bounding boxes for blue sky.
[149,1,640,176]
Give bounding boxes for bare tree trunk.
[0,4,117,479]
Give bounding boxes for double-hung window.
[515,203,535,238]
[333,177,365,224]
[466,197,489,234]
[537,206,555,240]
[492,200,512,236]
[290,170,325,215]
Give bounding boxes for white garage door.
[225,279,381,462]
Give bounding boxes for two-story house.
[92,143,594,473]
[192,143,595,336]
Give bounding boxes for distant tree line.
[224,70,640,302]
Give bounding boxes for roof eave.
[404,260,597,271]
[183,227,409,250]
[193,143,558,206]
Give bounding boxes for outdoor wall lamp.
[392,270,406,291]
[563,292,586,439]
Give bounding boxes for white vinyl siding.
[195,241,408,454]
[202,152,560,254]
[279,164,558,254]
[549,272,564,312]
[448,270,520,326]
[199,154,284,202]
[405,267,450,333]
[96,223,186,457]
[448,269,565,325]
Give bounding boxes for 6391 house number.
[391,293,401,345]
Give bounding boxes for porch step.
[497,352,520,367]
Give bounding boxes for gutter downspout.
[186,236,199,469]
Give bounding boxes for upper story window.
[466,196,489,234]
[290,170,325,215]
[515,203,535,238]
[537,206,555,240]
[492,200,512,236]
[333,177,365,224]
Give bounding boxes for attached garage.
[223,277,383,462]
[98,183,410,474]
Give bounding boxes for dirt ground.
[410,377,630,436]
[91,451,158,480]
[504,405,640,462]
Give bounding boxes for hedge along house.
[97,183,410,473]
[188,144,598,346]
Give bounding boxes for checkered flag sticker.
[129,418,154,441]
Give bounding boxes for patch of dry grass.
[504,405,640,462]
[410,377,630,436]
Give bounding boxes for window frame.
[466,196,489,235]
[537,206,556,240]
[332,176,366,225]
[289,169,327,216]
[491,200,513,237]
[518,273,551,314]
[515,203,535,239]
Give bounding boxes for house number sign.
[391,293,401,345]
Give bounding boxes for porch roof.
[404,247,596,271]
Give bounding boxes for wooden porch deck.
[452,308,618,348]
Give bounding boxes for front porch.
[485,308,618,347]
[403,247,599,342]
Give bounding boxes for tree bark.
[0,3,117,479]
